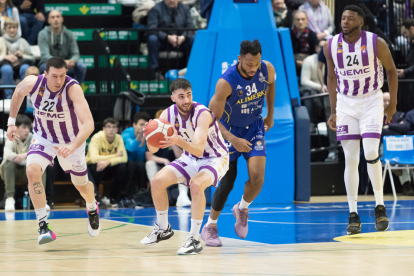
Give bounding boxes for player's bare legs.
[26,163,56,244]
[189,171,213,220]
[74,181,96,204]
[74,179,101,237]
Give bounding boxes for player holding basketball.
[6,57,100,244]
[140,78,229,255]
[324,6,397,234]
[201,39,276,246]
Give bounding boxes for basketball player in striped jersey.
[140,78,229,255]
[6,57,100,244]
[324,5,398,234]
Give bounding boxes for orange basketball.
[144,119,174,148]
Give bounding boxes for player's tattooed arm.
[33,182,43,194]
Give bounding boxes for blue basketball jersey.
[220,61,269,127]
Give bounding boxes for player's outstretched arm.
[209,79,252,152]
[6,75,37,141]
[60,83,94,157]
[377,37,398,124]
[263,61,275,131]
[323,41,338,131]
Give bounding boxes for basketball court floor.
[1,195,414,275]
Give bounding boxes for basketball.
[144,119,174,148]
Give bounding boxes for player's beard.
[177,102,192,114]
[240,61,255,80]
[342,25,359,36]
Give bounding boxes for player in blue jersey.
[201,39,276,246]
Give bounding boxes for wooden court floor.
[1,195,414,276]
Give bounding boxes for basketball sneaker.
[232,202,250,239]
[38,221,56,245]
[87,204,101,237]
[140,223,174,245]
[201,223,222,247]
[374,205,389,231]
[347,212,362,235]
[177,235,203,255]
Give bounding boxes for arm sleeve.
[38,31,52,63]
[21,39,35,62]
[69,33,80,63]
[36,0,45,14]
[388,121,411,134]
[88,136,116,163]
[182,5,195,38]
[110,139,128,166]
[122,130,141,152]
[301,58,322,90]
[404,64,414,76]
[147,7,168,41]
[325,8,335,35]
[3,139,17,161]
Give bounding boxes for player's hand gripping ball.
[144,119,174,148]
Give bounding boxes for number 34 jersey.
[29,74,81,144]
[220,61,269,127]
[329,31,384,97]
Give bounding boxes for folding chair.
[382,135,414,201]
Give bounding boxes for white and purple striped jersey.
[30,75,80,144]
[166,102,229,159]
[329,31,384,97]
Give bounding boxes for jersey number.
[346,55,359,67]
[245,83,257,96]
[42,101,55,112]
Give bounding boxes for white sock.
[239,196,251,209]
[87,201,97,212]
[347,197,358,213]
[190,218,203,238]
[399,169,411,186]
[35,207,48,224]
[157,209,169,230]
[178,184,189,196]
[207,217,218,225]
[374,190,384,206]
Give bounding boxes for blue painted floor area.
[2,200,414,245]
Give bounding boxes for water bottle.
[23,191,30,211]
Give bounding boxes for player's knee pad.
[366,156,380,164]
[211,160,238,212]
[71,174,89,186]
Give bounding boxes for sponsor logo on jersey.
[254,140,264,150]
[337,125,348,135]
[338,68,370,76]
[236,90,266,104]
[37,111,65,119]
[337,42,343,53]
[361,45,367,54]
[259,72,266,82]
[238,90,243,96]
[236,85,242,90]
[29,144,45,151]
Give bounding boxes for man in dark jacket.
[147,0,195,78]
[398,19,414,78]
[37,10,86,84]
[13,0,45,45]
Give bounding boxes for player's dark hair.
[45,56,67,73]
[16,114,32,128]
[403,18,414,30]
[343,5,365,20]
[240,39,262,56]
[103,117,119,128]
[170,78,192,94]
[133,111,150,124]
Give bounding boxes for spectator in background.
[38,10,86,84]
[122,112,150,193]
[299,0,334,40]
[397,19,414,79]
[147,0,195,80]
[86,118,128,205]
[12,0,45,45]
[1,115,47,211]
[145,109,191,207]
[0,0,21,36]
[200,0,214,26]
[290,10,318,75]
[0,18,34,98]
[272,0,293,28]
[285,0,306,10]
[381,92,414,196]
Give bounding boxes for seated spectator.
[299,0,334,40]
[38,10,86,84]
[145,109,191,206]
[397,19,414,79]
[290,10,318,75]
[0,0,21,36]
[272,0,293,28]
[381,92,414,196]
[0,115,46,211]
[122,112,150,194]
[147,0,195,79]
[86,118,128,204]
[24,65,38,114]
[12,0,45,45]
[0,18,34,99]
[285,0,306,10]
